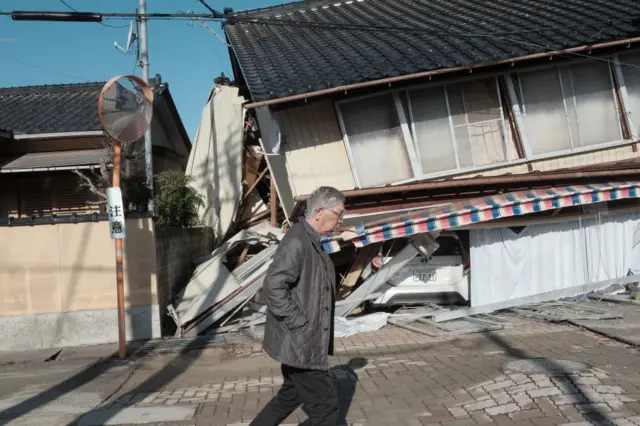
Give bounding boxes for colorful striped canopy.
[320,182,640,253]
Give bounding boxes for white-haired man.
[250,186,346,426]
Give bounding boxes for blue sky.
[0,0,282,141]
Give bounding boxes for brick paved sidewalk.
[73,314,640,426]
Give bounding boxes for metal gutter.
[0,164,100,173]
[244,37,640,109]
[294,166,640,201]
[12,130,105,140]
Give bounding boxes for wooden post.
[112,140,127,360]
[338,245,378,299]
[270,177,277,227]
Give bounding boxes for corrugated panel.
[276,100,355,195]
[0,149,104,172]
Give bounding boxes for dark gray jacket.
[262,220,336,371]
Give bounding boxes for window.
[339,93,413,187]
[409,78,514,174]
[516,62,622,155]
[618,51,640,137]
[338,77,516,187]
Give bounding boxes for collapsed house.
[169,0,640,337]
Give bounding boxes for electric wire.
[0,52,86,81]
[58,0,129,28]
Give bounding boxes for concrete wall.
[155,227,214,335]
[0,217,160,351]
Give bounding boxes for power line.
[0,10,222,20]
[58,0,129,28]
[0,52,86,81]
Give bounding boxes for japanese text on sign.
[106,187,127,239]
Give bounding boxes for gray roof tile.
[225,0,640,102]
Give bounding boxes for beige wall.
[275,99,640,196]
[275,100,356,196]
[0,217,157,317]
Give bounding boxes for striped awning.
[321,182,640,253]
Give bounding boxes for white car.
[368,233,470,306]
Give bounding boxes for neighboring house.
[0,77,191,351]
[224,0,640,219]
[0,76,190,218]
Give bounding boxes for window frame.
[335,56,636,189]
[613,52,640,140]
[512,60,624,156]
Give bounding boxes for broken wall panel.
[186,86,246,243]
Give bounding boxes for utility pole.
[139,0,154,214]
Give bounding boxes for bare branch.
[72,169,108,200]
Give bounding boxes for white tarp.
[470,212,640,307]
[334,312,390,338]
[186,85,245,243]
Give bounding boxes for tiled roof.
[0,149,104,172]
[0,76,166,136]
[0,83,104,135]
[224,0,640,103]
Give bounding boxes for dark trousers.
[249,364,339,426]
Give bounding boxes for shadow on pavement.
[485,332,612,425]
[0,341,146,424]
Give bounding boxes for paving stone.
[510,409,546,421]
[513,392,535,410]
[552,394,589,405]
[464,399,497,412]
[485,381,516,392]
[505,383,540,394]
[528,387,563,398]
[447,407,469,418]
[486,403,521,416]
[575,403,612,413]
[595,385,625,395]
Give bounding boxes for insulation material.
[186,86,245,242]
[469,212,640,307]
[334,313,390,338]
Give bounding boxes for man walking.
[250,186,346,426]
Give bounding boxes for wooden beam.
[242,167,268,202]
[270,177,277,227]
[338,245,378,299]
[235,245,250,268]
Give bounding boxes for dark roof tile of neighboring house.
[224,0,640,103]
[0,82,104,135]
[0,76,167,136]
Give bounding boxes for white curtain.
[340,93,413,187]
[569,62,621,146]
[409,86,459,173]
[469,212,640,307]
[518,68,573,155]
[518,62,621,155]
